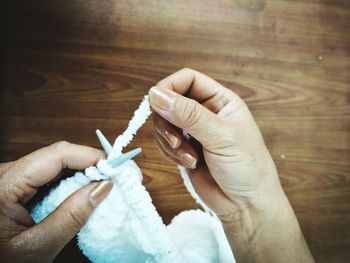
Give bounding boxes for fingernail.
[180,153,197,169]
[164,130,179,149]
[90,181,113,206]
[149,86,174,111]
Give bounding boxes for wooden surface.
[1,1,349,262]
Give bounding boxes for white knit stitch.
[31,95,235,263]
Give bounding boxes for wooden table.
[1,1,349,262]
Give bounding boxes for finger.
[11,141,106,188]
[153,113,183,149]
[156,68,250,120]
[157,68,236,113]
[149,86,231,151]
[0,161,14,168]
[156,132,199,169]
[10,180,113,262]
[156,139,180,165]
[153,113,203,154]
[0,161,14,174]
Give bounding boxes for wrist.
[221,187,289,240]
[221,188,314,263]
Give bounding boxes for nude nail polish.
[180,153,197,169]
[164,130,179,149]
[90,181,113,206]
[148,86,174,111]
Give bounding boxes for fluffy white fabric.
[31,96,235,263]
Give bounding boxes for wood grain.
[1,1,349,262]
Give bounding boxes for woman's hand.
[0,141,113,262]
[150,68,314,263]
[150,68,279,216]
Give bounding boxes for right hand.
[149,68,281,217]
[149,69,315,263]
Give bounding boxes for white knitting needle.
[96,129,113,154]
[108,147,142,168]
[96,129,142,167]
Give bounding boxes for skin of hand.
[0,141,113,262]
[149,68,315,263]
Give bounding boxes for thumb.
[149,86,227,149]
[14,181,113,262]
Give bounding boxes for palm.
[185,151,243,216]
[186,99,278,216]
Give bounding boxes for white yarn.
[97,160,186,262]
[178,165,216,217]
[31,95,235,263]
[110,95,152,157]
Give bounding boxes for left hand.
[0,141,113,262]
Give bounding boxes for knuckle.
[181,67,194,74]
[5,233,37,261]
[68,207,89,229]
[228,91,247,112]
[232,93,245,108]
[178,99,202,129]
[52,140,71,152]
[221,131,237,147]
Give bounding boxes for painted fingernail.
[180,153,197,169]
[164,130,179,149]
[90,181,113,206]
[149,86,174,111]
